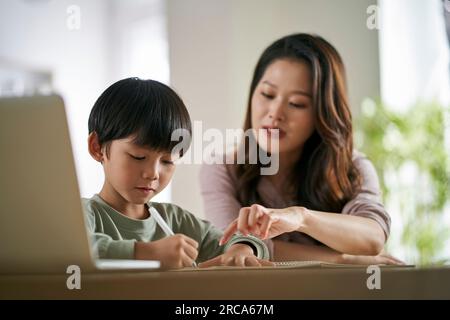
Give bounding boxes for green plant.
[355,98,450,266]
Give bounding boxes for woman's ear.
[88,132,104,163]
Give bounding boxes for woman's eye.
[261,92,274,99]
[289,102,306,109]
[130,154,145,160]
[161,159,174,165]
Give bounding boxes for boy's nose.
[142,164,159,180]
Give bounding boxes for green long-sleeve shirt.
[82,194,269,263]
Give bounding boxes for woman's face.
[251,58,315,156]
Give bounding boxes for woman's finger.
[386,255,406,265]
[258,213,274,239]
[219,220,238,245]
[386,256,405,265]
[248,205,264,234]
[380,253,405,265]
[237,207,251,235]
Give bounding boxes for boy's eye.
[261,92,274,99]
[129,154,145,160]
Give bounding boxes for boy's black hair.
[88,77,191,156]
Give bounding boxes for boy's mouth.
[136,187,156,194]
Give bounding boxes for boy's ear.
[88,132,104,163]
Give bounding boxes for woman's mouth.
[261,126,287,139]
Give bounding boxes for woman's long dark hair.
[236,33,361,213]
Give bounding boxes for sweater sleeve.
[82,199,135,259]
[199,162,242,230]
[342,153,391,240]
[199,163,275,259]
[163,203,270,262]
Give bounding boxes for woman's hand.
[342,250,406,265]
[219,204,306,245]
[198,243,274,268]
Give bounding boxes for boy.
[83,77,271,269]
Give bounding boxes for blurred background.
[0,0,449,265]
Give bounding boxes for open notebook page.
[169,260,415,271]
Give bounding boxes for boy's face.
[100,136,176,205]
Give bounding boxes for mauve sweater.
[199,151,391,256]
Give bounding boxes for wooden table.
[1,266,449,299]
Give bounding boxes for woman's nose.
[268,99,285,122]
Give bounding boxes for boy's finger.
[198,255,221,268]
[180,234,199,249]
[245,256,261,267]
[181,253,196,268]
[259,259,275,267]
[231,255,246,267]
[224,256,236,266]
[184,243,199,262]
[219,220,238,245]
[171,233,195,245]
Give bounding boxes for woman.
[200,33,402,265]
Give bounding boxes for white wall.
[379,0,450,110]
[0,0,110,198]
[1,0,381,219]
[106,0,172,203]
[167,0,380,217]
[0,0,170,202]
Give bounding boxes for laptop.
[0,95,160,274]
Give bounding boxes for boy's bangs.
[132,115,192,156]
[89,78,192,157]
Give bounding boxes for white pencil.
[149,206,198,267]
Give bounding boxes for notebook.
[170,260,415,271]
[0,95,160,274]
[273,261,415,269]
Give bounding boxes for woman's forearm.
[297,208,385,255]
[272,240,345,263]
[273,240,404,266]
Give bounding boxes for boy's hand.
[198,243,274,268]
[135,234,198,269]
[220,204,304,245]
